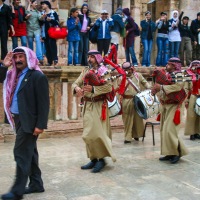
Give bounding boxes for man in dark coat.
[0,47,49,200]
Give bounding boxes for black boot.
[159,155,173,161]
[81,159,97,170]
[170,155,180,164]
[91,159,106,173]
[190,135,195,140]
[194,133,200,139]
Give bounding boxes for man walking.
[0,47,49,200]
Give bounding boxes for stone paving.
[0,115,200,200]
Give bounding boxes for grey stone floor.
[0,119,200,200]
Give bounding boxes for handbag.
[48,26,68,39]
[89,26,98,43]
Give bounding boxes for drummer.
[119,62,151,144]
[184,60,200,140]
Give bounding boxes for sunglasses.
[101,13,108,15]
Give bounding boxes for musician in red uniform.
[151,58,188,164]
[72,50,116,173]
[184,60,200,140]
[119,62,151,143]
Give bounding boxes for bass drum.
[134,89,160,119]
[107,96,121,118]
[194,97,200,116]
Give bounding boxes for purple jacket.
[122,8,136,48]
[125,16,136,47]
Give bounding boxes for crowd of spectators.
[0,0,200,67]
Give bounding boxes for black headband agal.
[13,48,25,54]
[88,51,101,55]
[169,59,181,63]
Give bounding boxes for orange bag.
[48,27,68,39]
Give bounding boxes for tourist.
[168,10,181,58]
[155,12,169,67]
[78,4,91,66]
[140,11,156,67]
[93,10,114,56]
[190,12,200,61]
[122,8,138,66]
[40,1,59,66]
[10,0,28,49]
[26,0,44,65]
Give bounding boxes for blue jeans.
[27,34,43,61]
[169,41,180,58]
[125,42,138,65]
[141,39,153,66]
[156,37,169,66]
[12,36,27,49]
[79,32,89,66]
[68,41,79,65]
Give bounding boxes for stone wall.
[0,66,155,123]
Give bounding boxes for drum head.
[196,98,200,106]
[134,96,147,119]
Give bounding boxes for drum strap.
[127,78,141,93]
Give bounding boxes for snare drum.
[134,89,160,119]
[194,97,200,116]
[107,96,121,118]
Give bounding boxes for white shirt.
[102,20,106,38]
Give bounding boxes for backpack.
[89,26,98,43]
[134,22,140,36]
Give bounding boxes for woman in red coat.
[10,0,28,49]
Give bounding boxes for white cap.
[101,10,108,14]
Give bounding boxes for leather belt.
[11,113,19,118]
[123,95,133,99]
[160,99,178,104]
[84,95,106,102]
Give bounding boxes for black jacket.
[178,12,194,41]
[0,3,12,31]
[190,19,200,42]
[0,67,49,133]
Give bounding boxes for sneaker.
[142,65,146,67]
[134,64,138,67]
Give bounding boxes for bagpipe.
[81,44,126,119]
[151,67,200,124]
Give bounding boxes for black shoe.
[1,192,22,200]
[81,159,97,170]
[91,159,106,173]
[170,156,180,164]
[190,135,195,140]
[159,155,173,161]
[194,133,200,139]
[24,186,45,194]
[124,140,131,144]
[134,138,139,141]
